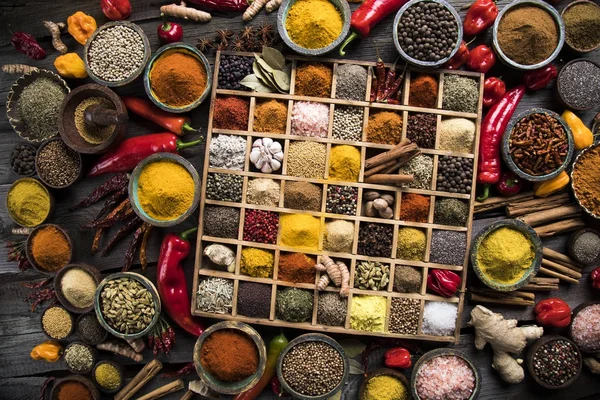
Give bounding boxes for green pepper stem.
[339,32,359,56]
[176,138,203,150]
[179,227,198,241]
[476,185,491,201]
[182,123,198,133]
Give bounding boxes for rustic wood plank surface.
[0,1,599,399]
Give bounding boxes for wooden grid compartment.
[192,51,484,344]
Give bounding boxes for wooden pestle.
[84,103,128,129]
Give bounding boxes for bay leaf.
[254,55,275,74]
[254,60,281,92]
[348,358,364,375]
[272,70,290,91]
[262,46,286,70]
[328,392,342,400]
[340,339,367,358]
[240,75,274,93]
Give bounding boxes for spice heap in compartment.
[194,51,483,343]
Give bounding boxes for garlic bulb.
[250,138,284,173]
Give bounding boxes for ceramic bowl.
[492,0,564,70]
[93,272,161,340]
[526,335,582,389]
[193,321,267,395]
[64,341,97,375]
[54,264,101,314]
[10,143,38,177]
[50,375,100,400]
[26,224,73,274]
[58,84,127,154]
[76,312,108,345]
[561,0,600,54]
[84,21,151,87]
[556,59,600,111]
[6,69,70,142]
[569,301,600,353]
[501,108,573,182]
[278,0,351,56]
[572,142,600,219]
[360,368,411,400]
[277,333,349,400]
[6,177,53,227]
[41,305,74,340]
[35,137,84,189]
[410,348,481,400]
[92,360,124,394]
[393,0,463,68]
[567,229,600,266]
[144,43,212,113]
[128,153,200,227]
[470,219,543,292]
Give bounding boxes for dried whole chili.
[140,225,153,272]
[7,240,31,271]
[463,0,498,37]
[91,199,130,255]
[370,70,378,102]
[11,32,46,60]
[70,173,129,210]
[122,223,150,272]
[162,362,195,378]
[483,77,506,108]
[427,269,460,297]
[384,347,412,368]
[523,64,557,91]
[186,0,248,12]
[383,64,408,101]
[534,298,571,328]
[375,55,386,102]
[92,186,129,222]
[466,44,496,74]
[101,216,142,256]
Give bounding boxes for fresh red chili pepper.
[270,376,289,397]
[483,77,506,108]
[11,32,46,60]
[523,64,558,91]
[534,298,572,328]
[443,38,475,70]
[427,269,461,297]
[591,267,600,289]
[87,133,202,177]
[158,15,183,44]
[466,44,496,74]
[122,97,197,135]
[186,0,248,12]
[495,170,522,196]
[157,228,204,337]
[101,0,132,20]
[384,347,412,369]
[476,85,525,200]
[339,0,409,56]
[463,0,498,37]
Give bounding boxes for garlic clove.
[273,151,284,161]
[252,138,263,148]
[261,162,273,173]
[262,137,273,148]
[270,159,281,171]
[250,149,261,163]
[269,141,282,154]
[255,157,266,169]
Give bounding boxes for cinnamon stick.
[364,159,397,177]
[506,193,571,217]
[471,288,535,300]
[364,141,415,169]
[543,247,583,271]
[469,292,534,306]
[136,379,185,400]
[116,359,163,400]
[534,218,585,238]
[518,204,581,227]
[522,277,560,292]
[542,258,583,279]
[538,267,580,285]
[382,150,421,173]
[364,174,414,185]
[474,191,534,214]
[180,390,194,400]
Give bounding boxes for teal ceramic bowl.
[128,153,200,227]
[144,43,212,113]
[471,219,543,292]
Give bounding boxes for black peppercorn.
[11,144,37,176]
[218,55,253,91]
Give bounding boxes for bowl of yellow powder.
[6,177,53,227]
[278,0,351,56]
[129,153,200,227]
[471,219,542,292]
[360,368,410,400]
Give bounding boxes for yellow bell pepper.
[67,11,97,45]
[30,341,62,362]
[533,171,570,198]
[563,110,593,150]
[54,53,88,79]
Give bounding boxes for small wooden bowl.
[26,224,73,274]
[64,341,97,375]
[360,368,411,400]
[92,360,124,394]
[526,335,582,389]
[194,321,267,395]
[58,84,127,154]
[6,177,53,228]
[556,59,600,111]
[561,0,600,54]
[276,333,349,400]
[569,301,600,353]
[35,137,83,189]
[567,229,600,266]
[41,305,74,340]
[54,264,101,314]
[6,69,70,143]
[50,375,100,400]
[10,143,38,177]
[572,142,600,220]
[76,312,108,345]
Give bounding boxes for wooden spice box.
[192,51,484,343]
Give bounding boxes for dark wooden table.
[1,1,599,399]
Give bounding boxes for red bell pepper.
[476,85,525,200]
[186,0,248,12]
[443,39,471,70]
[467,45,496,74]
[122,97,198,135]
[427,269,461,297]
[591,267,600,289]
[523,64,558,91]
[158,16,183,44]
[157,228,204,336]
[534,298,572,328]
[496,170,522,196]
[384,347,412,369]
[101,0,132,21]
[463,0,498,37]
[339,0,409,56]
[483,77,506,108]
[87,133,202,177]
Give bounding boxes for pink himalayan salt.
[571,304,600,352]
[291,102,329,138]
[416,355,475,400]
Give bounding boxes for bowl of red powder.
[50,375,100,400]
[194,321,267,395]
[144,43,211,113]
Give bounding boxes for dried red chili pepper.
[523,64,558,91]
[483,77,506,108]
[122,223,150,272]
[70,173,129,210]
[162,362,195,378]
[11,32,46,60]
[271,376,287,396]
[370,71,378,102]
[101,0,132,20]
[427,269,461,297]
[91,187,129,222]
[495,170,522,196]
[186,0,248,12]
[383,64,408,101]
[534,298,572,328]
[101,216,142,256]
[375,55,386,102]
[443,40,471,70]
[466,44,496,74]
[384,347,412,368]
[591,267,600,289]
[463,0,498,37]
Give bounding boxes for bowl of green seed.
[6,69,70,143]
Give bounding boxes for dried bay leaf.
[252,61,276,90]
[262,46,286,70]
[240,75,274,93]
[340,338,367,358]
[272,69,290,91]
[254,54,275,74]
[348,358,364,375]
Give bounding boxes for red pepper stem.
[176,138,203,150]
[477,184,491,201]
[179,227,198,241]
[339,32,359,56]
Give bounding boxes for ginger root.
[468,305,543,384]
[44,21,67,54]
[337,261,350,297]
[2,64,39,74]
[318,255,342,286]
[266,0,283,13]
[317,274,330,290]
[97,340,143,362]
[243,0,268,21]
[160,1,211,22]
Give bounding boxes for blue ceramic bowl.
[502,108,574,182]
[144,43,212,113]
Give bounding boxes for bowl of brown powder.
[492,0,565,70]
[572,142,600,220]
[26,224,73,274]
[561,0,600,54]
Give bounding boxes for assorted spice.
[335,64,367,101]
[430,230,467,266]
[570,230,600,265]
[36,139,80,187]
[358,223,393,257]
[409,74,438,108]
[218,55,254,91]
[196,278,234,314]
[442,75,479,114]
[206,173,243,202]
[326,185,358,215]
[213,97,250,130]
[277,288,314,322]
[422,301,458,336]
[436,156,473,194]
[532,339,580,387]
[76,313,106,345]
[407,113,436,149]
[278,253,316,284]
[7,179,51,227]
[366,111,403,145]
[570,304,600,353]
[350,295,387,332]
[573,144,600,216]
[64,343,94,373]
[434,198,469,227]
[74,97,116,144]
[402,154,433,190]
[241,247,274,278]
[328,145,361,182]
[279,214,320,249]
[30,225,71,272]
[394,265,423,293]
[291,102,329,137]
[284,181,322,211]
[57,381,92,400]
[439,118,475,153]
[246,178,280,206]
[324,219,355,253]
[10,144,36,176]
[558,60,600,110]
[397,227,426,261]
[87,25,145,82]
[416,355,475,399]
[17,77,67,141]
[364,374,408,400]
[317,292,347,326]
[354,261,390,291]
[42,306,73,339]
[563,2,600,52]
[99,277,155,334]
[243,210,279,244]
[285,0,343,49]
[209,134,247,171]
[60,268,97,309]
[200,329,259,382]
[364,190,395,219]
[287,141,327,179]
[400,193,430,223]
[203,206,240,238]
[150,51,207,107]
[95,362,122,391]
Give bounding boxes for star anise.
[216,41,229,51]
[215,29,235,46]
[256,20,275,43]
[196,37,214,53]
[243,37,260,52]
[231,36,246,52]
[240,26,257,41]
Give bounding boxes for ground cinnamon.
[31,226,70,271]
[200,329,258,382]
[150,51,207,107]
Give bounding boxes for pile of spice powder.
[197,277,234,314]
[416,355,475,399]
[434,198,469,226]
[430,230,467,266]
[324,220,355,253]
[253,100,288,134]
[442,75,479,114]
[400,193,430,223]
[389,297,420,335]
[6,179,50,227]
[87,25,144,82]
[397,227,426,261]
[17,77,67,141]
[439,118,475,153]
[284,181,322,211]
[31,225,71,272]
[246,178,280,206]
[365,375,408,400]
[558,60,600,110]
[563,2,600,52]
[326,185,358,215]
[280,214,320,249]
[277,288,314,322]
[278,253,316,283]
[77,313,106,344]
[95,362,122,390]
[291,102,329,138]
[42,306,72,339]
[409,74,438,109]
[350,295,387,332]
[394,265,422,293]
[150,51,207,107]
[570,304,600,352]
[64,343,94,373]
[213,97,250,130]
[285,0,343,49]
[57,381,91,400]
[209,134,247,170]
[407,113,437,148]
[203,206,240,238]
[332,106,363,141]
[243,210,278,244]
[402,154,433,190]
[328,145,360,182]
[366,111,403,145]
[572,144,600,216]
[37,139,80,187]
[200,329,259,382]
[317,292,347,326]
[358,223,393,257]
[294,63,332,97]
[218,55,253,91]
[335,64,367,101]
[74,97,115,144]
[422,301,458,336]
[237,282,272,319]
[570,231,600,265]
[206,173,243,202]
[60,268,97,309]
[532,339,580,387]
[287,141,327,179]
[241,247,274,278]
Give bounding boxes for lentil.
[241,247,274,278]
[317,292,347,326]
[400,193,430,223]
[350,295,387,332]
[197,277,234,314]
[287,141,327,179]
[42,306,72,339]
[218,55,254,91]
[354,261,390,291]
[416,355,475,399]
[36,139,80,187]
[206,173,243,202]
[332,106,363,141]
[439,118,475,153]
[389,297,420,335]
[436,156,473,194]
[366,111,403,145]
[570,304,600,352]
[394,265,422,293]
[213,97,250,130]
[442,75,478,114]
[254,100,288,134]
[563,2,600,52]
[17,77,66,141]
[64,343,94,373]
[77,313,106,344]
[246,178,280,206]
[243,209,279,244]
[571,231,600,265]
[358,223,393,257]
[434,198,469,226]
[203,206,240,238]
[558,60,600,110]
[430,230,467,266]
[422,301,458,336]
[278,253,316,283]
[409,74,438,109]
[95,362,122,390]
[284,181,322,211]
[291,102,329,138]
[397,227,426,261]
[209,134,247,171]
[407,113,436,149]
[281,341,344,396]
[294,63,332,98]
[324,220,355,253]
[87,25,145,82]
[61,268,97,309]
[276,288,313,322]
[326,185,358,215]
[236,282,272,319]
[335,64,368,101]
[402,154,433,190]
[10,144,36,176]
[532,339,580,387]
[100,277,155,334]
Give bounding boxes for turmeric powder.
[241,248,274,278]
[279,214,320,249]
[329,145,361,182]
[285,0,343,49]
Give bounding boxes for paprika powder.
[408,74,438,109]
[150,51,207,107]
[399,193,430,223]
[57,381,92,400]
[214,97,250,130]
[200,329,259,382]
